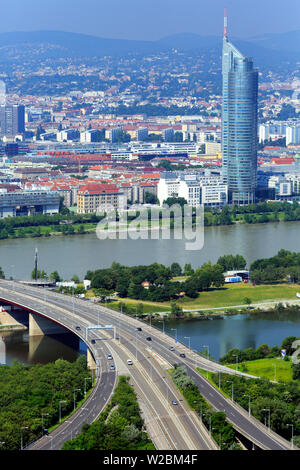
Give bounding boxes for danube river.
[1,220,300,280]
[1,220,300,364]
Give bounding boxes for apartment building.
[77,183,126,214]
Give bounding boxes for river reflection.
[0,330,86,366]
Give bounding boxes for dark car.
[136,327,142,331]
[91,339,96,344]
[146,337,152,341]
[179,353,186,358]
[75,326,81,330]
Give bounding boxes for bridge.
[0,279,294,451]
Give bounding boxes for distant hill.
[0,29,298,65]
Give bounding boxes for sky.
[0,0,299,40]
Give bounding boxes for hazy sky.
[0,0,299,40]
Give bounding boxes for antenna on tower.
[34,248,38,281]
[224,7,228,37]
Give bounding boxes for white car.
[107,354,113,360]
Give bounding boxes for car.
[136,327,142,331]
[146,337,152,341]
[110,364,115,370]
[172,400,178,405]
[75,326,81,330]
[107,354,113,360]
[91,339,96,344]
[179,353,186,358]
[127,359,133,365]
[169,346,175,351]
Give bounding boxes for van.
[127,359,133,365]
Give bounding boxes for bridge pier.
[0,306,25,329]
[87,348,96,372]
[28,313,67,336]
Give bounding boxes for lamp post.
[227,380,234,401]
[59,400,67,423]
[73,389,81,411]
[243,394,251,416]
[287,424,294,449]
[184,336,191,350]
[203,345,209,379]
[84,377,92,398]
[171,328,178,342]
[41,412,49,433]
[20,426,28,450]
[262,408,270,431]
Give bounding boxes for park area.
[110,282,300,314]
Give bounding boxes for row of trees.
[250,249,300,285]
[85,260,225,302]
[62,376,154,450]
[212,371,300,445]
[171,365,240,450]
[219,336,300,367]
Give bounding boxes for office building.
[221,12,258,204]
[0,190,60,218]
[0,105,25,137]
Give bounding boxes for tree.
[0,266,5,279]
[244,297,252,308]
[50,271,61,283]
[170,262,182,277]
[170,302,183,318]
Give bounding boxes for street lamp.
[41,412,49,433]
[227,380,234,401]
[287,424,294,449]
[73,389,81,411]
[203,413,212,435]
[59,400,67,423]
[84,377,92,398]
[203,345,209,378]
[243,394,251,416]
[262,408,270,431]
[171,328,178,343]
[184,336,191,350]
[20,426,28,450]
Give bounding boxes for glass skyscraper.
[221,17,258,205]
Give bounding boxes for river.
[1,220,300,364]
[1,221,300,280]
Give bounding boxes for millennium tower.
[221,10,258,205]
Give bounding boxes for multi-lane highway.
[0,279,294,451]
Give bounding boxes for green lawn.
[226,357,293,382]
[105,283,300,315]
[178,282,300,310]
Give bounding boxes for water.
[0,330,86,366]
[156,309,300,360]
[0,221,300,281]
[1,220,300,363]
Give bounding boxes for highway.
[0,280,217,451]
[0,279,294,451]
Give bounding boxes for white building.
[157,173,228,207]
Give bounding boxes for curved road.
[0,280,294,450]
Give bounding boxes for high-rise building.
[0,105,25,137]
[221,10,258,205]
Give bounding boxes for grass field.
[108,283,300,314]
[226,357,293,382]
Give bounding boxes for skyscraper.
[0,105,25,137]
[221,10,258,205]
